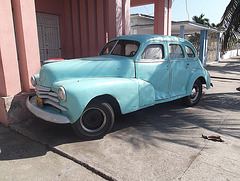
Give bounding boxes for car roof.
[112,34,187,44]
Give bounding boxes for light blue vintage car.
[27,34,212,139]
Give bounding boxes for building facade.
[0,0,172,125]
[130,13,222,64]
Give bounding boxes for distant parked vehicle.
[27,34,212,139]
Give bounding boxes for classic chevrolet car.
[27,34,212,139]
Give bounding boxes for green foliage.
[192,14,210,26]
[192,14,220,28]
[220,0,240,50]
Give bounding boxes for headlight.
[31,76,37,87]
[58,87,67,101]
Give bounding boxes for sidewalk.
[0,124,105,180]
[206,57,240,80]
[1,57,240,181]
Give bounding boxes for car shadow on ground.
[110,91,240,149]
[2,90,239,161]
[0,124,49,161]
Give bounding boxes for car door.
[169,43,190,97]
[136,42,170,104]
[184,44,198,73]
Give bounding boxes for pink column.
[79,0,89,57]
[72,0,81,58]
[122,0,130,35]
[0,0,21,97]
[116,0,123,37]
[131,0,172,35]
[154,0,167,35]
[88,0,97,56]
[64,0,74,58]
[12,0,41,92]
[154,0,172,35]
[167,0,172,36]
[105,0,117,40]
[96,0,106,52]
[105,0,130,40]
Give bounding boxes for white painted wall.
[222,49,239,59]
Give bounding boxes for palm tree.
[192,14,210,26]
[220,0,240,50]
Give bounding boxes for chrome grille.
[35,85,67,111]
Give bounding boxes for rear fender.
[186,69,211,95]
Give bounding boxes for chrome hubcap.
[80,107,106,133]
[190,86,199,101]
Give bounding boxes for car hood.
[39,55,135,87]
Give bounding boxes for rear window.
[185,46,196,58]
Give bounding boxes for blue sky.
[130,0,230,24]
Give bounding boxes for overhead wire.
[144,5,151,15]
[172,0,190,20]
[185,0,190,20]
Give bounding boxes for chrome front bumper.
[26,96,70,124]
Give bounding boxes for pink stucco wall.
[35,0,130,58]
[0,0,131,97]
[0,0,172,125]
[12,0,41,93]
[0,0,172,98]
[0,0,21,97]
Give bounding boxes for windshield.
[99,40,140,57]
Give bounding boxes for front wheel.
[182,79,202,107]
[72,102,114,139]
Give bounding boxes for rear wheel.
[182,79,202,107]
[72,102,114,139]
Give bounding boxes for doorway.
[36,13,61,62]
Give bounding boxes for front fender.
[53,77,140,123]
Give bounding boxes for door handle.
[186,63,190,69]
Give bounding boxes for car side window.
[169,44,184,59]
[185,46,196,58]
[141,44,164,60]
